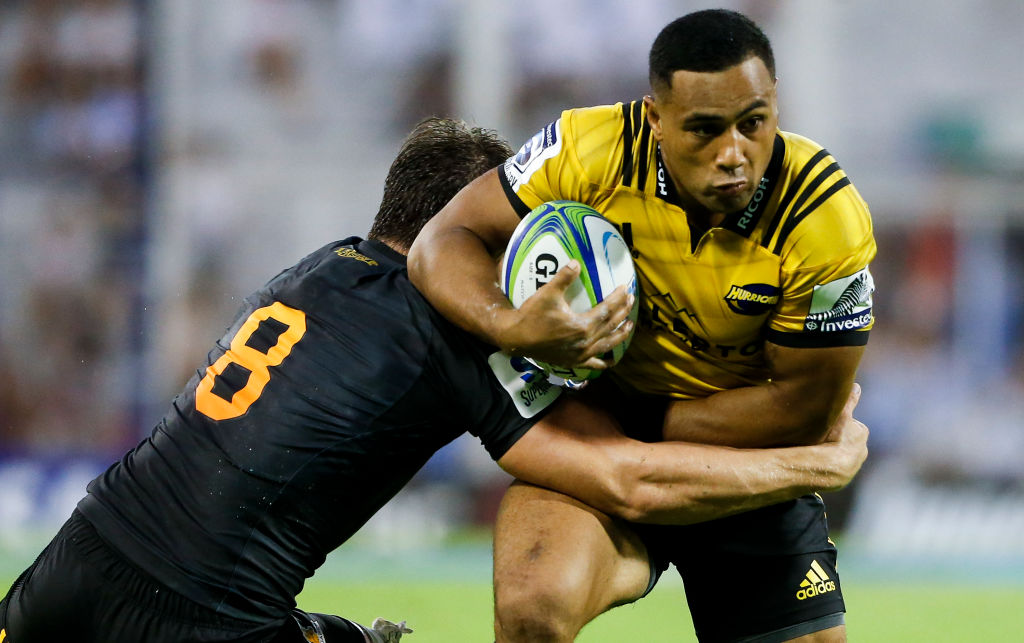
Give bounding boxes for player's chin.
[702,192,751,214]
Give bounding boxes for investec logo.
[795,560,836,600]
[804,268,874,333]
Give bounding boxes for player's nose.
[715,129,746,172]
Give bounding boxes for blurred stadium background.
[1,0,1023,640]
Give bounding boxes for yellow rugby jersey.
[499,101,876,399]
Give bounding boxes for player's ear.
[643,95,662,140]
[769,78,780,120]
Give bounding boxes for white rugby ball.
[499,200,639,381]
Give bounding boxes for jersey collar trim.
[498,165,532,218]
[653,144,684,208]
[357,238,407,267]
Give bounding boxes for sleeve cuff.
[497,167,533,218]
[764,328,870,348]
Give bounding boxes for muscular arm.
[497,387,867,526]
[408,169,633,369]
[662,342,865,448]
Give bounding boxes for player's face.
[645,56,778,217]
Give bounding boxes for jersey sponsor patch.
[487,352,562,418]
[803,267,874,333]
[724,283,780,316]
[503,120,562,193]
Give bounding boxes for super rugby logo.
[504,120,561,192]
[804,268,874,333]
[724,283,780,315]
[487,352,561,418]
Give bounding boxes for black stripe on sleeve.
[765,328,870,348]
[497,165,533,218]
[784,162,841,221]
[761,148,829,249]
[772,176,852,254]
[636,106,652,192]
[620,102,635,187]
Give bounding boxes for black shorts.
[580,378,845,642]
[634,495,845,642]
[0,511,362,643]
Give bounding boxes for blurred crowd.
[0,1,1022,541]
[0,0,144,454]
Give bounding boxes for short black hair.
[368,117,512,252]
[648,9,775,94]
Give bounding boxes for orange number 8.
[195,301,307,421]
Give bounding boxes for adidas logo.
[795,560,837,600]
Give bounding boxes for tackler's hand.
[499,260,634,371]
[820,383,869,490]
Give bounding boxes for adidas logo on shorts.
[795,559,837,600]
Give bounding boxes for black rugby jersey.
[78,238,557,621]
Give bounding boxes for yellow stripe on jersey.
[500,101,875,398]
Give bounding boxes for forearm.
[611,440,850,525]
[663,343,863,447]
[663,383,824,448]
[504,435,851,526]
[498,397,862,527]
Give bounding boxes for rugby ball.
[500,200,639,381]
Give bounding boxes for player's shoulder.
[265,237,430,326]
[563,101,636,150]
[761,131,873,259]
[562,102,626,131]
[561,101,640,186]
[777,130,862,204]
[277,238,400,288]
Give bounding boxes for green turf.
[295,580,695,642]
[296,579,1024,642]
[5,549,1024,641]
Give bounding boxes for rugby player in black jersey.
[0,117,868,643]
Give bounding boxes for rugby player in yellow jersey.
[409,9,874,643]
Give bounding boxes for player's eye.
[687,124,722,138]
[739,116,765,135]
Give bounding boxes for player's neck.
[680,202,726,234]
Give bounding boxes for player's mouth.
[712,179,748,197]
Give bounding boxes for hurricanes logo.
[724,283,780,315]
[795,560,837,600]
